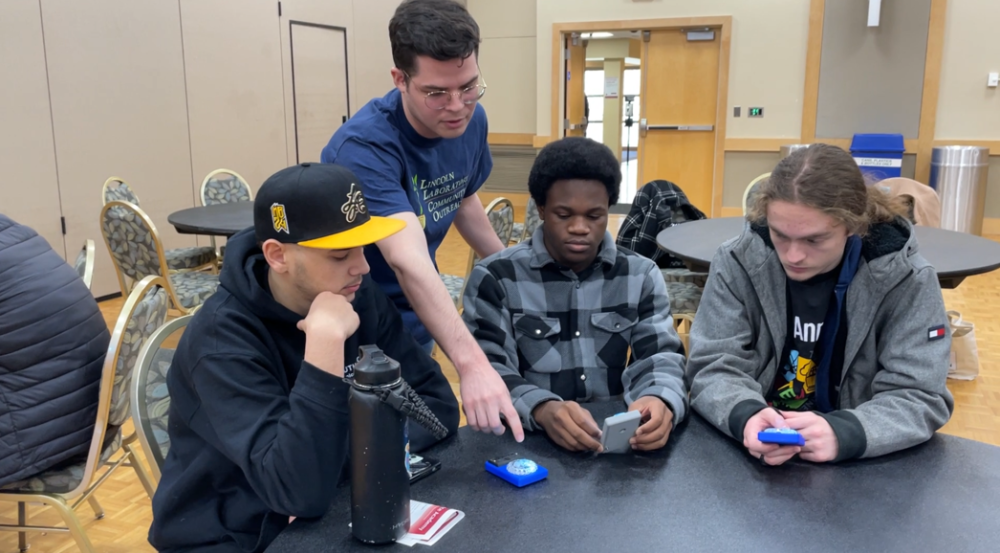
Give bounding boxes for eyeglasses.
[403,70,487,110]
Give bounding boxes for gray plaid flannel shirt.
[461,228,688,431]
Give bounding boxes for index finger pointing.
[501,399,525,442]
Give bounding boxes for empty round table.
[168,202,254,237]
[656,217,1000,289]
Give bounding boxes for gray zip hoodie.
[686,218,954,461]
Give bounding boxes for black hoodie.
[148,228,459,553]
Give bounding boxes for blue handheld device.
[485,454,548,487]
[757,427,805,446]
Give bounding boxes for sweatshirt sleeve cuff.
[819,410,867,462]
[293,361,350,413]
[637,388,686,424]
[727,399,768,440]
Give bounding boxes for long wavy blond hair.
[747,143,907,236]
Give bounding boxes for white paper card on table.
[396,500,464,547]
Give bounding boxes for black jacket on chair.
[615,179,707,268]
[0,214,110,487]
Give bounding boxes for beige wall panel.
[722,153,920,209]
[41,0,197,298]
[815,0,931,139]
[478,37,537,134]
[351,0,401,105]
[468,0,536,39]
[279,0,354,165]
[0,0,64,257]
[180,0,287,201]
[902,153,917,180]
[291,23,350,163]
[936,0,1000,140]
[535,0,810,139]
[722,152,780,208]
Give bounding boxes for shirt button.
[575,331,581,337]
[576,283,581,289]
[535,329,541,335]
[580,374,587,381]
[614,323,620,328]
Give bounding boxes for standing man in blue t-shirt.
[320,0,524,442]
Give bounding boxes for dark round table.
[265,402,1000,553]
[656,217,1000,289]
[168,202,254,237]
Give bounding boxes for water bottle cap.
[354,345,401,386]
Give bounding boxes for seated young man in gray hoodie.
[462,137,687,453]
[687,143,953,466]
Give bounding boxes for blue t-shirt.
[320,89,493,345]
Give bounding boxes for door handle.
[639,119,714,132]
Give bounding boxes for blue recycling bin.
[850,133,905,182]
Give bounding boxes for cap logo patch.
[271,203,289,234]
[341,183,366,223]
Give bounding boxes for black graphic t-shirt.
[767,268,838,411]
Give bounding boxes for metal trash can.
[780,144,810,159]
[930,146,990,235]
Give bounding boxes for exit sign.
[749,107,764,118]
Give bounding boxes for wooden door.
[637,29,720,215]
[290,22,350,163]
[563,35,587,137]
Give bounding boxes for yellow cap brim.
[297,216,406,250]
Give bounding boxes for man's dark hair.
[389,0,481,77]
[528,137,621,207]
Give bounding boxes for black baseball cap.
[254,163,404,249]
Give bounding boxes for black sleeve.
[371,284,460,451]
[189,355,350,518]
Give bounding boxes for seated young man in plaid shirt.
[461,137,687,453]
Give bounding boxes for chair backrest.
[484,197,515,249]
[201,169,253,206]
[132,314,191,482]
[743,172,771,216]
[71,275,169,498]
[521,196,542,243]
[74,239,96,290]
[100,201,170,295]
[102,177,140,206]
[454,197,515,310]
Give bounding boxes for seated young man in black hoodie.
[149,162,460,553]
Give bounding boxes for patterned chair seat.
[0,429,123,494]
[511,222,526,243]
[661,267,709,288]
[441,273,465,305]
[165,245,217,271]
[146,348,174,461]
[666,281,703,315]
[511,197,541,244]
[73,245,88,279]
[169,271,220,310]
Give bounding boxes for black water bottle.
[349,345,410,544]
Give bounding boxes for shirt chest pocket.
[513,314,561,373]
[589,309,639,368]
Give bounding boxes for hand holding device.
[600,410,642,454]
